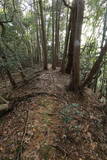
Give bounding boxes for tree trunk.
[65,10,74,74]
[52,0,56,69]
[69,0,84,92]
[39,0,48,70]
[0,51,16,88]
[65,30,74,74]
[61,8,71,73]
[33,0,42,64]
[81,40,107,88]
[54,0,62,67]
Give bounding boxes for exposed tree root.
[9,92,68,103]
[0,92,68,118]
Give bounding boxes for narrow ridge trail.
[0,69,107,160]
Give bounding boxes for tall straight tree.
[65,11,74,74]
[69,0,84,92]
[52,0,62,69]
[39,0,48,70]
[55,0,62,65]
[61,9,72,73]
[52,0,55,69]
[33,0,42,64]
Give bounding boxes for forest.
[0,0,107,159]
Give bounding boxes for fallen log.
[0,103,9,111]
[0,96,12,117]
[0,103,13,117]
[0,95,8,104]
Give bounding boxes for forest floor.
[0,66,107,160]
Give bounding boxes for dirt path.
[0,69,107,160]
[0,69,69,160]
[22,95,65,159]
[0,94,65,160]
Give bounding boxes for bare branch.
[0,22,5,36]
[0,0,16,24]
[62,0,72,9]
[0,0,17,36]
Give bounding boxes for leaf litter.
[0,68,107,160]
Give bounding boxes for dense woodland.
[0,0,107,159]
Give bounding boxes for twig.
[62,0,72,9]
[51,144,69,156]
[16,110,29,160]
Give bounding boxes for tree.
[65,10,74,74]
[52,0,55,69]
[61,8,71,73]
[54,0,62,67]
[81,40,107,88]
[52,0,62,69]
[33,0,42,64]
[0,48,16,88]
[39,0,48,70]
[68,0,84,92]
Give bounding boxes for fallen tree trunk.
[0,96,11,117]
[0,103,9,111]
[0,95,8,104]
[0,103,13,117]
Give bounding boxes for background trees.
[0,0,106,97]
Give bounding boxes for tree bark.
[81,41,107,88]
[61,9,71,73]
[33,0,42,64]
[69,0,84,92]
[39,0,48,70]
[65,10,74,74]
[52,0,56,69]
[54,0,62,67]
[0,51,16,88]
